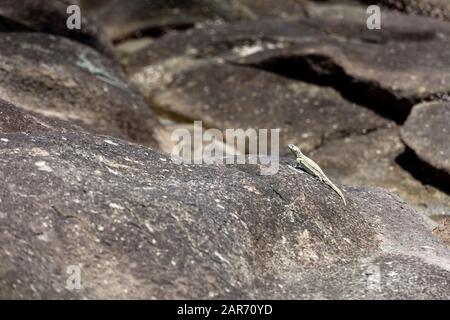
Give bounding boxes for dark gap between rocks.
[396,146,450,195]
[113,23,196,45]
[154,106,203,126]
[235,54,414,124]
[0,17,33,31]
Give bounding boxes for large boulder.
[232,14,450,121]
[359,0,450,22]
[126,2,450,69]
[0,98,82,134]
[0,131,449,299]
[401,101,450,191]
[434,218,450,247]
[127,2,450,122]
[0,33,160,147]
[125,1,450,221]
[0,0,113,57]
[132,60,391,152]
[80,0,251,43]
[309,126,450,218]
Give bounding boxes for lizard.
[288,144,347,206]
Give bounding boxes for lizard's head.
[287,144,303,158]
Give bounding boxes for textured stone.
[359,0,450,22]
[0,0,113,57]
[401,101,450,179]
[0,33,160,147]
[305,1,450,41]
[0,132,449,299]
[126,1,450,69]
[125,17,333,73]
[1,0,450,300]
[236,0,307,19]
[310,127,450,218]
[80,0,250,42]
[0,98,82,134]
[133,61,391,152]
[434,218,450,247]
[235,32,450,121]
[127,3,450,121]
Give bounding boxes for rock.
[132,60,391,152]
[359,0,450,22]
[0,33,160,147]
[127,3,450,121]
[0,98,82,133]
[0,131,449,299]
[310,127,450,218]
[434,218,450,247]
[125,1,450,220]
[80,0,250,43]
[124,18,323,73]
[236,0,307,19]
[234,22,450,121]
[305,1,450,41]
[126,2,450,70]
[155,121,243,159]
[0,0,113,57]
[401,102,450,190]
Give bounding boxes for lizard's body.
[288,144,347,206]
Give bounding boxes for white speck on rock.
[214,251,232,266]
[106,167,120,175]
[144,221,154,233]
[159,158,167,162]
[1,138,9,142]
[233,44,264,57]
[37,232,49,242]
[31,148,50,157]
[109,203,124,210]
[35,161,53,172]
[104,139,118,146]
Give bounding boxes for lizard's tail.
[325,177,347,206]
